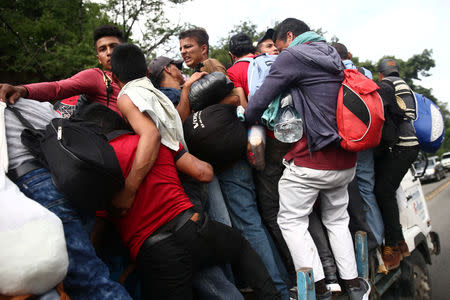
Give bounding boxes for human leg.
[217,160,289,298]
[15,168,131,300]
[192,266,244,300]
[356,149,384,245]
[206,176,232,226]
[254,137,296,278]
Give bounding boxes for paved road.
[422,175,450,300]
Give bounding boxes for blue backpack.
[413,92,445,153]
[237,53,278,100]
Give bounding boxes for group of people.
[0,16,420,300]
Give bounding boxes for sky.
[157,0,450,106]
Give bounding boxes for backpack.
[413,93,445,153]
[237,53,277,100]
[183,104,247,170]
[7,106,124,211]
[336,69,385,152]
[382,76,416,120]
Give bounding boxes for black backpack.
[7,105,124,211]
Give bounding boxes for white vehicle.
[441,152,450,170]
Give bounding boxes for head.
[378,58,400,80]
[273,18,310,52]
[256,29,279,55]
[331,42,350,60]
[110,44,147,86]
[179,28,209,68]
[93,25,125,71]
[78,103,130,135]
[148,56,185,88]
[228,33,255,62]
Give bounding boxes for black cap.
[229,33,253,55]
[148,56,183,81]
[378,58,400,76]
[258,29,275,45]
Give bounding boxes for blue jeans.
[217,160,290,299]
[356,149,384,245]
[206,176,232,226]
[15,168,131,300]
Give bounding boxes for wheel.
[383,250,432,300]
[436,172,441,181]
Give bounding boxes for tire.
[383,250,432,300]
[436,172,441,182]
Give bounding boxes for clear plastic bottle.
[274,93,303,143]
[247,125,266,170]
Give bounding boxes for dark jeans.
[374,146,419,246]
[254,137,295,277]
[136,214,281,300]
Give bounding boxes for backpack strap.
[6,105,36,130]
[101,70,113,108]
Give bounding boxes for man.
[148,55,244,300]
[0,25,124,114]
[227,32,297,283]
[331,42,384,247]
[255,29,279,55]
[179,29,291,299]
[103,44,282,300]
[3,98,132,300]
[245,18,370,300]
[375,58,419,270]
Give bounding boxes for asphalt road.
[421,175,450,300]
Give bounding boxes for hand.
[111,182,137,216]
[0,84,28,104]
[183,71,208,88]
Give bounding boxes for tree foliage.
[0,0,110,83]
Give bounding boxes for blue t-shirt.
[159,87,181,106]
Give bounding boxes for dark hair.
[331,42,348,60]
[228,33,255,57]
[111,44,147,83]
[273,18,310,42]
[93,25,125,47]
[78,103,130,134]
[179,28,209,54]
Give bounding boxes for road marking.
[426,180,450,201]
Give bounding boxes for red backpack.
[336,69,385,152]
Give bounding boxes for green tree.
[0,0,110,83]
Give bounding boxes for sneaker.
[288,286,298,300]
[398,240,411,258]
[382,245,401,270]
[347,278,371,300]
[316,289,332,300]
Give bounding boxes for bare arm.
[113,94,161,212]
[176,152,214,183]
[0,84,28,104]
[177,72,208,123]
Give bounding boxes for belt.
[140,208,198,250]
[7,159,43,182]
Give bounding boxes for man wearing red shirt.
[80,103,281,300]
[0,25,124,114]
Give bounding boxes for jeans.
[136,214,281,300]
[356,149,384,245]
[217,159,289,299]
[193,266,244,300]
[206,176,232,226]
[14,168,131,300]
[254,137,296,279]
[374,146,419,246]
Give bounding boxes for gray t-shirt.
[6,98,61,170]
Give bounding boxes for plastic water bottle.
[274,93,303,143]
[247,125,266,170]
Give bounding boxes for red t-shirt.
[284,136,357,170]
[109,134,193,260]
[25,68,121,114]
[227,55,257,97]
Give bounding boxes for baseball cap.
[229,33,253,55]
[148,56,184,81]
[258,29,275,45]
[378,58,400,76]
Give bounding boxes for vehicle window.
[442,153,450,159]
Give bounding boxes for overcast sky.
[159,0,449,106]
